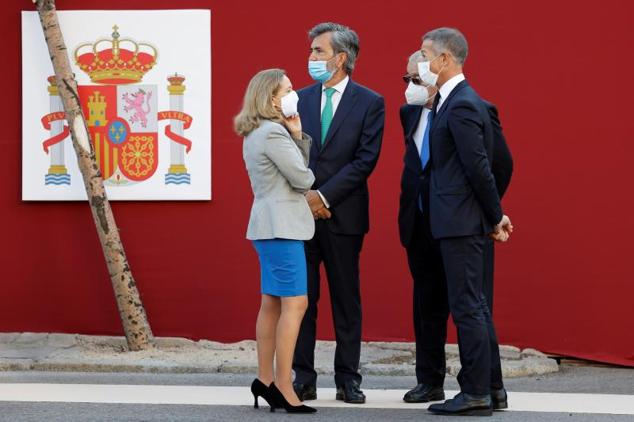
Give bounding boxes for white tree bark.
[33,0,154,351]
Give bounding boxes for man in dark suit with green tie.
[292,22,385,405]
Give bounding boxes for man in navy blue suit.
[398,50,514,411]
[408,28,514,416]
[292,22,385,405]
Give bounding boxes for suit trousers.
[405,207,449,386]
[483,238,503,389]
[483,238,495,315]
[438,235,504,395]
[293,219,364,387]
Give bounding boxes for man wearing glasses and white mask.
[398,51,448,406]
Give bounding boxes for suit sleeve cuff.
[317,190,330,208]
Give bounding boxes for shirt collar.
[323,75,349,94]
[438,73,465,101]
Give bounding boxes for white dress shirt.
[317,76,350,208]
[437,73,465,111]
[413,107,433,156]
[320,75,349,114]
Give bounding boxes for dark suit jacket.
[397,104,427,247]
[297,80,385,235]
[397,100,514,246]
[484,101,513,198]
[429,80,503,239]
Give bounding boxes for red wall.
[3,0,633,366]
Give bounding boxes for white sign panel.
[22,10,211,200]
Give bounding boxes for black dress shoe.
[292,382,317,401]
[335,380,366,404]
[428,392,492,416]
[403,383,445,403]
[491,387,508,410]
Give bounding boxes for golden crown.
[74,25,158,85]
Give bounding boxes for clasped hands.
[305,190,514,237]
[490,215,514,242]
[305,190,331,220]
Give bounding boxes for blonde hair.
[234,68,286,137]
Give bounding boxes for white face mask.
[280,90,299,118]
[418,58,442,87]
[405,82,433,105]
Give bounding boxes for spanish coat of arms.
[22,10,211,200]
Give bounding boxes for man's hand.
[490,215,513,242]
[305,190,331,220]
[489,229,509,242]
[314,208,332,220]
[497,215,513,234]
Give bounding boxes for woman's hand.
[283,114,302,140]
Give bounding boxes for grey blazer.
[243,120,315,240]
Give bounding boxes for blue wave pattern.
[45,174,71,185]
[165,173,191,185]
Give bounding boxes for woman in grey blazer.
[234,69,317,413]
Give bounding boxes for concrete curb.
[0,333,559,377]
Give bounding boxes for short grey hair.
[408,50,423,65]
[309,22,359,74]
[422,27,468,65]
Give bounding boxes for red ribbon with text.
[41,112,69,153]
[159,111,193,153]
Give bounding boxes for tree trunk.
[33,0,154,351]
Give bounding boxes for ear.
[337,52,348,70]
[442,52,453,68]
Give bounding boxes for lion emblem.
[122,89,153,128]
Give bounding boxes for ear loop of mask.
[326,53,341,71]
[272,91,284,113]
[426,89,439,104]
[422,85,439,105]
[429,53,447,78]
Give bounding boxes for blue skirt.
[252,239,307,297]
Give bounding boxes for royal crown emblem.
[73,25,158,85]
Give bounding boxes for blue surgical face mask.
[308,54,339,83]
[308,60,333,83]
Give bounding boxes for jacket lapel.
[321,80,358,150]
[431,80,468,135]
[406,106,424,143]
[403,105,425,174]
[301,83,322,155]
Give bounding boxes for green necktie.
[321,87,336,144]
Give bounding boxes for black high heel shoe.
[269,383,317,414]
[250,379,276,412]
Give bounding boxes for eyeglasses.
[403,74,423,85]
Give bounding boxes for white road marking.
[0,384,632,415]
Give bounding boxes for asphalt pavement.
[0,363,631,421]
